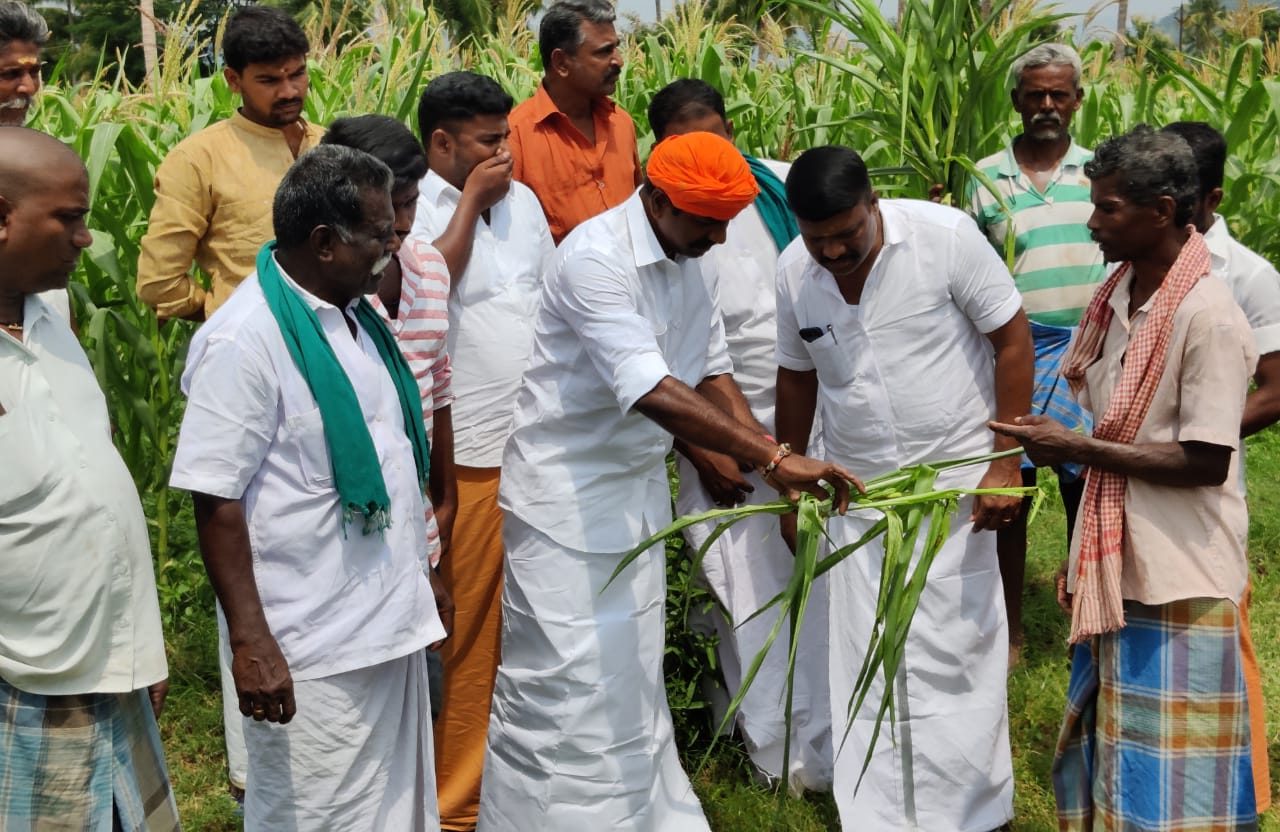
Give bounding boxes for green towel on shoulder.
[257,242,430,535]
[745,155,799,253]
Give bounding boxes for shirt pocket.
[285,407,334,489]
[806,330,856,388]
[0,403,60,511]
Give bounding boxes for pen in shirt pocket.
[799,325,839,344]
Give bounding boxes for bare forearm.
[1072,438,1230,487]
[775,367,818,455]
[696,373,766,434]
[192,493,273,647]
[989,313,1034,453]
[431,198,482,281]
[428,405,457,511]
[1241,354,1280,437]
[635,376,777,469]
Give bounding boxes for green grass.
[157,434,1280,830]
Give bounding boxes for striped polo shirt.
[967,140,1106,327]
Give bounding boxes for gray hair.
[538,1,616,68]
[0,2,49,50]
[1011,42,1082,90]
[1084,125,1199,227]
[272,145,393,249]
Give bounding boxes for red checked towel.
[1061,231,1211,643]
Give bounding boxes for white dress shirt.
[776,199,1022,477]
[0,294,167,696]
[170,261,444,683]
[410,170,555,467]
[500,190,734,552]
[1205,214,1280,355]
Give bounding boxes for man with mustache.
[507,0,640,243]
[967,43,1107,662]
[137,4,324,322]
[0,2,47,128]
[171,145,449,830]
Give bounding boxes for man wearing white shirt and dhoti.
[775,145,1033,831]
[647,78,831,792]
[410,70,556,832]
[478,131,858,832]
[171,145,450,830]
[0,128,181,831]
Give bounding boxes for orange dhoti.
[435,466,505,831]
[1240,581,1272,812]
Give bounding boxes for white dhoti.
[828,495,1012,832]
[477,513,709,832]
[675,464,832,791]
[216,604,248,792]
[244,650,439,831]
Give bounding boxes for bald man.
[0,129,179,829]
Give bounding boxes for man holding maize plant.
[171,146,450,830]
[778,145,1033,829]
[508,0,641,244]
[137,5,324,322]
[967,43,1106,662]
[409,71,555,832]
[993,125,1259,830]
[647,77,832,793]
[0,128,180,830]
[479,131,856,831]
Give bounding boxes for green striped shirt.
[967,141,1107,327]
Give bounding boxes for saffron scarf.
[257,242,430,534]
[744,155,799,253]
[1061,231,1210,643]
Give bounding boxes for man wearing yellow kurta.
[136,6,323,321]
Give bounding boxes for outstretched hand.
[989,415,1083,469]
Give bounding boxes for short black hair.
[417,71,514,141]
[1161,121,1226,196]
[322,115,427,192]
[648,79,726,141]
[0,1,49,51]
[786,146,873,222]
[538,0,616,68]
[223,6,309,73]
[273,145,392,249]
[1085,124,1198,227]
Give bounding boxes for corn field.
[30,0,1280,629]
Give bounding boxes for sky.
[615,0,1185,37]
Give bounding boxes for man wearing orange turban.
[478,130,857,831]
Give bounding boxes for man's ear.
[0,195,14,244]
[549,47,571,79]
[1153,194,1178,228]
[310,225,340,264]
[223,66,242,95]
[429,128,452,156]
[1206,186,1224,218]
[725,119,736,142]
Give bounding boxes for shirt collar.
[229,110,313,143]
[421,169,460,208]
[997,137,1088,178]
[624,189,668,269]
[273,254,359,315]
[527,82,617,126]
[1202,213,1232,265]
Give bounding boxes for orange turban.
[646,132,760,222]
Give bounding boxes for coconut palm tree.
[1184,0,1225,54]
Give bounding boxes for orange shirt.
[509,83,641,244]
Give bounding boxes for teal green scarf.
[257,242,430,534]
[745,155,799,253]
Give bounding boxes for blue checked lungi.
[1028,321,1091,481]
[1052,598,1257,831]
[0,678,181,831]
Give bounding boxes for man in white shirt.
[0,128,179,830]
[1162,120,1280,814]
[479,131,857,832]
[171,145,449,830]
[775,145,1032,830]
[647,78,831,791]
[410,70,556,832]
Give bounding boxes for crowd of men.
[1,0,1275,829]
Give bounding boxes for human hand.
[767,452,863,515]
[927,183,946,203]
[1055,559,1072,615]
[461,150,513,213]
[687,445,754,507]
[969,457,1024,532]
[428,568,454,652]
[231,631,295,724]
[988,415,1082,469]
[433,500,456,562]
[147,678,169,719]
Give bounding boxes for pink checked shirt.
[368,238,454,567]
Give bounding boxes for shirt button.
[596,180,605,190]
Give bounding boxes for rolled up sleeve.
[136,148,210,319]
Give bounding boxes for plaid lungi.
[0,678,180,831]
[1052,598,1257,831]
[1028,320,1091,481]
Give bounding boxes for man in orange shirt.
[508,0,640,243]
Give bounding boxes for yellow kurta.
[136,112,324,319]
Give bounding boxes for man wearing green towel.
[171,145,450,830]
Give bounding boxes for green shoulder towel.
[745,155,799,253]
[257,242,430,534]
